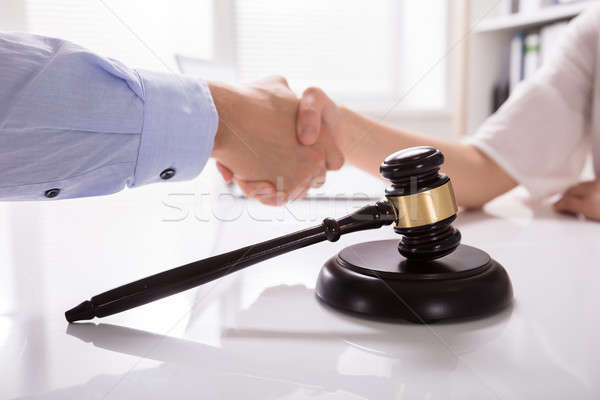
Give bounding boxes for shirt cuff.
[130,69,218,187]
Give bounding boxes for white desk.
[1,187,599,399]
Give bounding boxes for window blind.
[235,0,447,109]
[235,0,398,101]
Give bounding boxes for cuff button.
[44,188,60,198]
[160,168,176,180]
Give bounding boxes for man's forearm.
[0,33,217,200]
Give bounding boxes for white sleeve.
[466,7,600,199]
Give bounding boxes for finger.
[291,179,312,201]
[298,87,341,144]
[273,75,290,88]
[258,194,283,207]
[565,180,598,198]
[298,86,340,146]
[216,161,234,183]
[256,185,289,206]
[297,88,326,145]
[289,175,313,201]
[295,186,311,200]
[235,179,288,207]
[272,191,289,206]
[310,162,327,189]
[326,145,345,171]
[255,75,290,90]
[235,180,276,199]
[310,174,326,189]
[554,194,587,215]
[316,128,344,170]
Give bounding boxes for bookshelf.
[461,0,599,136]
[475,2,596,32]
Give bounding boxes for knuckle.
[244,188,259,199]
[276,189,289,201]
[330,154,345,170]
[260,197,276,207]
[312,175,326,187]
[303,86,324,98]
[272,75,288,86]
[299,103,318,116]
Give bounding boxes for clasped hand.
[209,77,343,205]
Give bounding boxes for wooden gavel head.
[380,146,461,261]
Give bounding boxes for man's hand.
[209,77,343,205]
[219,85,344,203]
[554,178,600,221]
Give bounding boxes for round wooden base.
[315,240,513,323]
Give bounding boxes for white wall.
[2,0,213,71]
[0,0,26,30]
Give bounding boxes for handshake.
[209,76,344,206]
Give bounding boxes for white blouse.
[468,6,600,198]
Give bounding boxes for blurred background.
[1,0,450,128]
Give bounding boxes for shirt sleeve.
[0,32,218,201]
[466,7,600,199]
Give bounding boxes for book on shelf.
[500,0,521,14]
[509,33,524,92]
[523,32,541,80]
[492,20,569,112]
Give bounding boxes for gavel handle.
[65,201,396,322]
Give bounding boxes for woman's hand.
[295,87,343,149]
[554,178,600,221]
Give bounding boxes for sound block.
[315,240,513,323]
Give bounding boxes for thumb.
[297,87,334,146]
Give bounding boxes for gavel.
[66,146,512,323]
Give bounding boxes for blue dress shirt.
[0,33,218,200]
